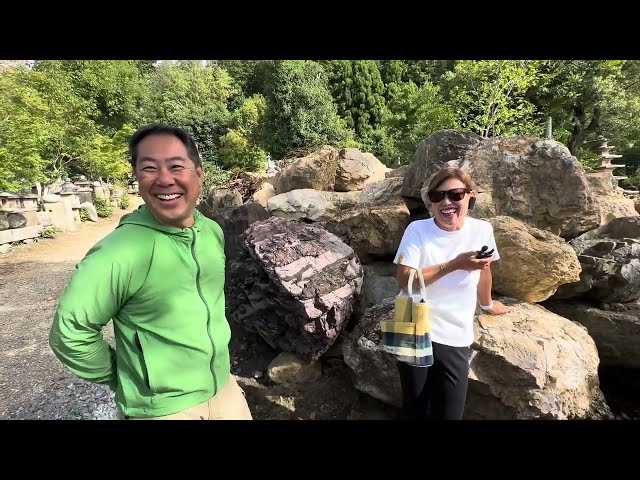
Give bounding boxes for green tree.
[325,60,386,141]
[217,60,271,99]
[377,60,406,87]
[377,60,456,89]
[26,68,100,174]
[33,60,150,134]
[527,60,640,158]
[0,69,52,190]
[142,60,236,163]
[383,81,458,165]
[443,60,541,138]
[229,94,267,140]
[0,65,135,190]
[218,129,267,172]
[219,94,268,171]
[261,60,349,158]
[72,124,135,181]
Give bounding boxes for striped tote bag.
[380,267,434,367]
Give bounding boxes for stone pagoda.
[585,137,638,198]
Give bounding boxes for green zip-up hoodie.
[49,205,231,418]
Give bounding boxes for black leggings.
[397,342,470,420]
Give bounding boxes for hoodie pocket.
[134,331,154,395]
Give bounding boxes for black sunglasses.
[427,188,471,203]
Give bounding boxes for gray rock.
[227,216,363,361]
[553,217,640,303]
[0,212,9,231]
[401,129,483,201]
[544,300,640,369]
[7,213,27,229]
[79,202,99,222]
[275,146,339,194]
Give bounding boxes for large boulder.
[324,204,410,262]
[343,297,611,419]
[334,148,388,192]
[595,215,640,240]
[488,216,581,302]
[266,189,361,222]
[386,165,409,178]
[552,217,640,303]
[544,300,640,369]
[401,130,484,200]
[353,262,400,321]
[199,189,243,219]
[463,137,601,238]
[227,217,363,360]
[586,172,639,225]
[357,176,404,207]
[252,182,276,208]
[404,131,603,238]
[275,145,339,194]
[321,176,409,262]
[199,202,270,259]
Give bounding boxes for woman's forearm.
[397,259,460,291]
[477,268,493,306]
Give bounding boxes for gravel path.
[0,198,143,420]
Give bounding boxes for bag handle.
[407,267,427,302]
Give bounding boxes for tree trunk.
[567,104,601,158]
[568,128,586,158]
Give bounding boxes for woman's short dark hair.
[128,124,202,169]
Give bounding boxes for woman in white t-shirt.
[394,165,508,420]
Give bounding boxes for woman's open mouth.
[439,207,458,219]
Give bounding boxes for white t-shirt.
[393,217,500,347]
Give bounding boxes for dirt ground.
[0,196,395,420]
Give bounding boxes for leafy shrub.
[94,198,114,218]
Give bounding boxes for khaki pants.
[126,376,253,420]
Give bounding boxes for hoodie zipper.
[191,228,217,394]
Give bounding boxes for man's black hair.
[128,124,202,169]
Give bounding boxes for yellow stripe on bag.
[380,321,416,335]
[394,296,413,323]
[412,302,430,335]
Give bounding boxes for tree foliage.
[326,60,386,140]
[526,60,640,157]
[442,60,541,138]
[34,60,148,134]
[142,61,236,164]
[383,81,458,165]
[2,59,640,193]
[260,60,348,158]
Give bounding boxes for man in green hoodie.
[49,124,252,420]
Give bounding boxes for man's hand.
[485,300,509,315]
[452,251,493,271]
